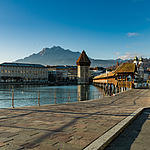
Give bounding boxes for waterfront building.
[138,58,144,81]
[143,70,150,81]
[133,56,144,83]
[47,65,77,83]
[76,50,91,84]
[90,67,106,78]
[138,57,150,82]
[139,57,143,65]
[132,56,150,87]
[0,63,48,83]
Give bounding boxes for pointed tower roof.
[139,57,143,62]
[134,56,138,61]
[76,50,91,66]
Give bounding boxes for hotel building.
[0,63,48,83]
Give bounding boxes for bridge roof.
[115,63,136,74]
[93,71,115,79]
[93,63,136,80]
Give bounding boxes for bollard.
[38,91,40,106]
[12,89,14,108]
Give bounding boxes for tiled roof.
[0,63,45,68]
[76,50,91,66]
[93,71,115,79]
[47,65,77,69]
[93,63,136,80]
[115,63,136,73]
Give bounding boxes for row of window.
[0,69,47,75]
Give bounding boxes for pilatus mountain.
[15,46,122,67]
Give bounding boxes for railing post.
[12,89,14,108]
[86,92,88,100]
[38,91,40,106]
[68,92,70,103]
[49,90,51,104]
[54,92,56,104]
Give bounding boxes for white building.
[0,63,48,83]
[139,57,143,65]
[132,56,150,88]
[133,56,139,66]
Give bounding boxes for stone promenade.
[105,108,150,150]
[0,89,150,150]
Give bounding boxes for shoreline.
[0,85,130,110]
[0,89,149,149]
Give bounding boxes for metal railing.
[0,89,104,108]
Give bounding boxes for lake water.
[0,85,104,108]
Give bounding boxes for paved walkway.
[0,89,150,150]
[105,108,150,150]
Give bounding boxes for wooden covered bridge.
[93,63,137,95]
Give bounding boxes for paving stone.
[0,89,149,149]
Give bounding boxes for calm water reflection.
[0,85,104,108]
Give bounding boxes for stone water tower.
[76,50,91,84]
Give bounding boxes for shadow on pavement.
[105,108,150,150]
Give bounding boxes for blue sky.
[0,0,150,63]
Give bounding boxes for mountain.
[15,46,124,67]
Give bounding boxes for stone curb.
[83,107,144,150]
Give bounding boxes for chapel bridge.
[93,63,136,95]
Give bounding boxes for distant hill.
[90,59,123,67]
[15,46,124,67]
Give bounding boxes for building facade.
[0,63,48,83]
[90,67,106,78]
[47,65,77,83]
[133,56,138,66]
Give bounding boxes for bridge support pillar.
[105,84,108,96]
[113,84,116,95]
[116,85,119,93]
[109,84,112,96]
[119,87,121,93]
